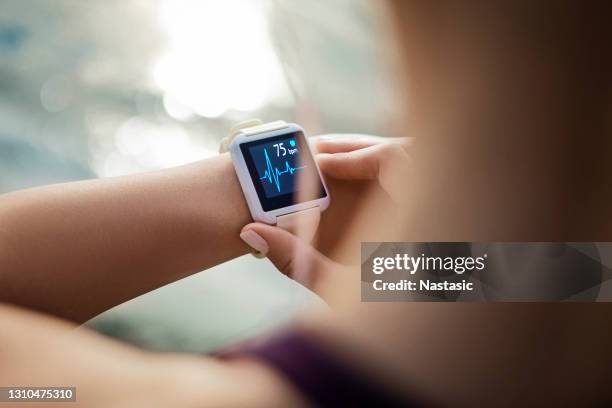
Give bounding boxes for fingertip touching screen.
[239,131,326,211]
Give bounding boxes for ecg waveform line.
[259,147,306,193]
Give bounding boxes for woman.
[1,0,611,406]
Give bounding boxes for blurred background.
[0,0,395,352]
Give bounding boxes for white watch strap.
[222,120,322,257]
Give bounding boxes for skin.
[0,155,251,323]
[0,303,308,408]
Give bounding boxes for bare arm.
[0,154,252,322]
[0,303,307,408]
[0,149,366,323]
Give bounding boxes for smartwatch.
[220,119,330,243]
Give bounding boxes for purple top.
[219,330,427,407]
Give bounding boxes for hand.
[240,136,411,301]
[315,135,412,203]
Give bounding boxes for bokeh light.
[153,0,290,119]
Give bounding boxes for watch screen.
[240,131,327,211]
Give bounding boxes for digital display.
[240,131,326,211]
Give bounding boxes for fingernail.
[240,230,269,255]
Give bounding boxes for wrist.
[169,154,253,268]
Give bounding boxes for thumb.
[240,223,333,290]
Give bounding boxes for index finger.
[315,139,380,154]
[314,136,412,154]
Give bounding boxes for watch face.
[239,131,327,211]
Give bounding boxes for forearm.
[0,153,251,322]
[0,303,307,408]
